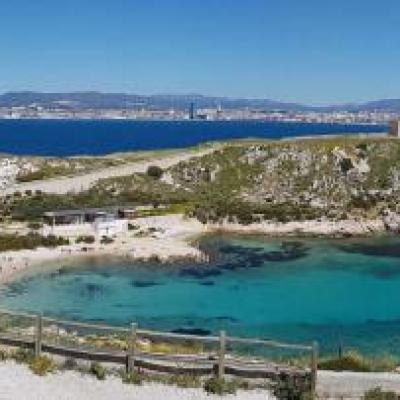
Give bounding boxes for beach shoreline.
[0,214,391,285]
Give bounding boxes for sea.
[0,119,386,156]
[1,234,400,356]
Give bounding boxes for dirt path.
[3,147,218,195]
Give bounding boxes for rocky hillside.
[5,136,400,231]
[165,137,400,225]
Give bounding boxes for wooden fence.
[0,309,318,395]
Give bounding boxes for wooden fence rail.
[0,309,318,396]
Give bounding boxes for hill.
[1,91,400,112]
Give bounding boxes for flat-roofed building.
[43,207,129,237]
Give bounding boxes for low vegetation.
[29,355,56,376]
[318,351,397,373]
[75,235,95,244]
[89,362,107,380]
[0,233,69,252]
[203,377,238,395]
[363,388,400,400]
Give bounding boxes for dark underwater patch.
[171,327,211,336]
[339,243,400,258]
[131,280,162,288]
[212,316,238,323]
[3,282,27,297]
[179,267,222,279]
[200,241,309,275]
[368,267,400,280]
[79,283,104,298]
[199,281,215,286]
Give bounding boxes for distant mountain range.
[0,91,399,112]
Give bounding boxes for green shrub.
[27,222,43,230]
[29,356,56,376]
[12,348,35,364]
[75,235,95,244]
[0,233,69,252]
[363,387,399,400]
[0,349,9,361]
[204,377,237,395]
[340,158,353,174]
[100,236,114,244]
[90,362,106,380]
[122,371,143,385]
[319,351,371,372]
[147,165,164,179]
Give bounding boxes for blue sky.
[0,0,399,104]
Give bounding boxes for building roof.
[43,207,117,218]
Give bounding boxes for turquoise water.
[1,235,400,355]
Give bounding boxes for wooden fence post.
[217,330,226,379]
[35,314,42,358]
[127,323,137,373]
[310,341,318,398]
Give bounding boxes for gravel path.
[0,362,274,400]
[318,370,400,399]
[3,147,218,195]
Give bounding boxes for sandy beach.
[0,215,207,284]
[0,213,389,284]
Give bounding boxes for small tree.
[147,165,163,179]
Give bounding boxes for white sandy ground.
[3,146,219,196]
[1,362,400,400]
[0,361,275,400]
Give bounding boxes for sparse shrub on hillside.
[121,371,143,385]
[340,157,353,174]
[89,362,106,380]
[204,377,237,395]
[147,165,164,179]
[76,235,95,244]
[0,233,69,252]
[29,355,56,376]
[363,388,399,400]
[100,236,114,244]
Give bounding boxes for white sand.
[0,215,207,283]
[0,361,275,400]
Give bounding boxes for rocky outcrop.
[383,211,400,233]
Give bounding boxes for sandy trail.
[3,147,218,195]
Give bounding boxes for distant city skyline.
[1,0,399,105]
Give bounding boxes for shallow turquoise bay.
[1,234,400,355]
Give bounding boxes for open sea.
[1,234,400,356]
[0,119,386,156]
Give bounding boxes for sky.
[0,0,399,105]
